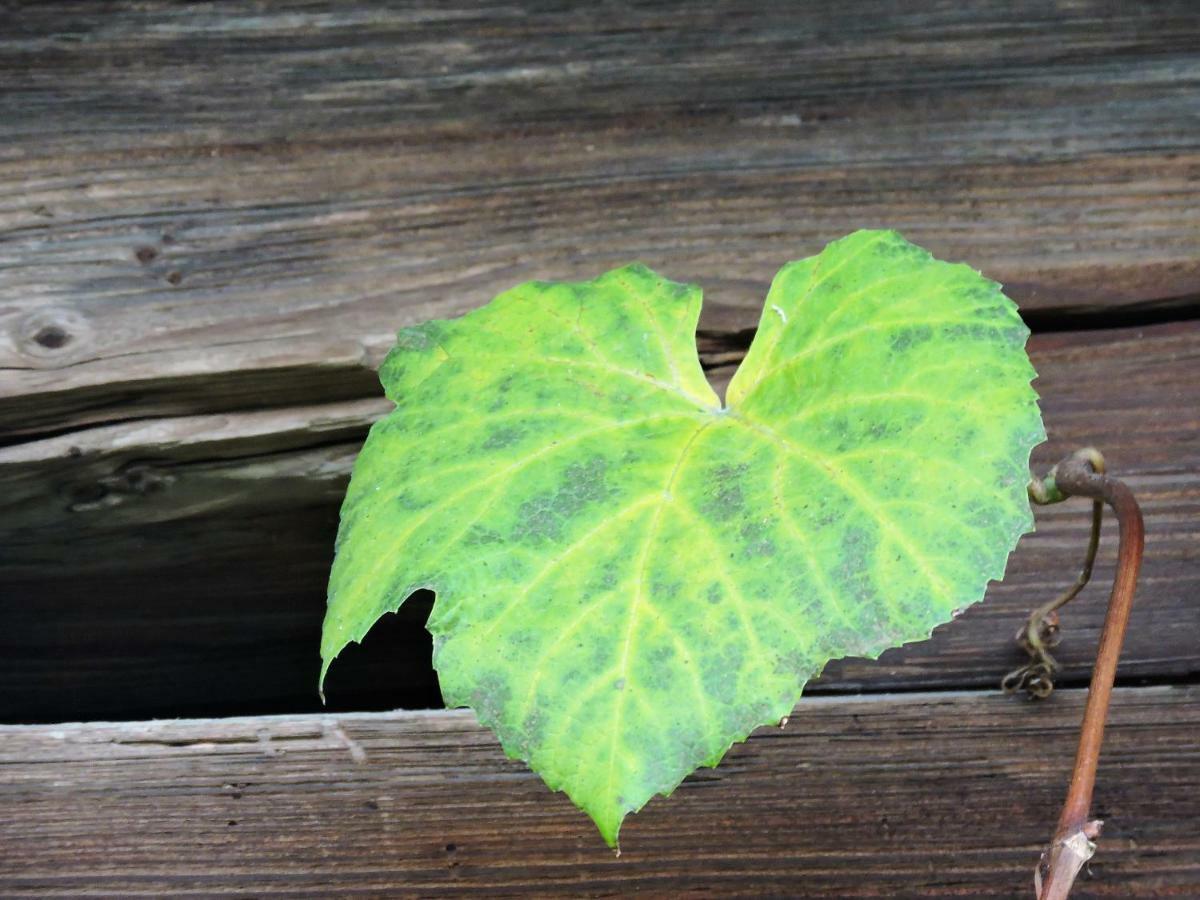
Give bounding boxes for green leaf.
[322,230,1044,847]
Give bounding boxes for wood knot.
[15,307,92,363]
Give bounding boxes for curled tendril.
[1004,449,1105,701]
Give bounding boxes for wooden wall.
[2,0,1197,722]
[0,2,1197,895]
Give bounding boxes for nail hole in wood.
[34,325,71,349]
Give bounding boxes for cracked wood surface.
[2,1,1199,439]
[1,321,1196,721]
[1,2,1198,896]
[1,687,1198,897]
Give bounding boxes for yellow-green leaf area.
[322,230,1044,847]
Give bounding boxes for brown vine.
[1007,448,1145,899]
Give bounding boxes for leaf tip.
[595,810,625,850]
[318,656,333,705]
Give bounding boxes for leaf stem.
[1015,448,1145,899]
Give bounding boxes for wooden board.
[0,3,1197,896]
[3,321,1196,721]
[1,686,1197,897]
[3,1,1199,438]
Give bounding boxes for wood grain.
[0,0,1196,723]
[1,322,1196,721]
[3,1,1199,437]
[0,4,1197,894]
[1,686,1197,897]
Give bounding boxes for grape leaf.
[322,229,1044,847]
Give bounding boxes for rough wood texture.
[3,1,1199,438]
[1,3,1198,895]
[3,0,1198,718]
[1,686,1197,897]
[3,322,1196,721]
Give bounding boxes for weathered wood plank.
[2,1,1199,437]
[1,322,1196,721]
[1,686,1196,897]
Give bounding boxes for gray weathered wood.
[2,1,1197,717]
[0,3,1197,895]
[3,1,1199,437]
[1,322,1196,720]
[1,686,1197,897]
